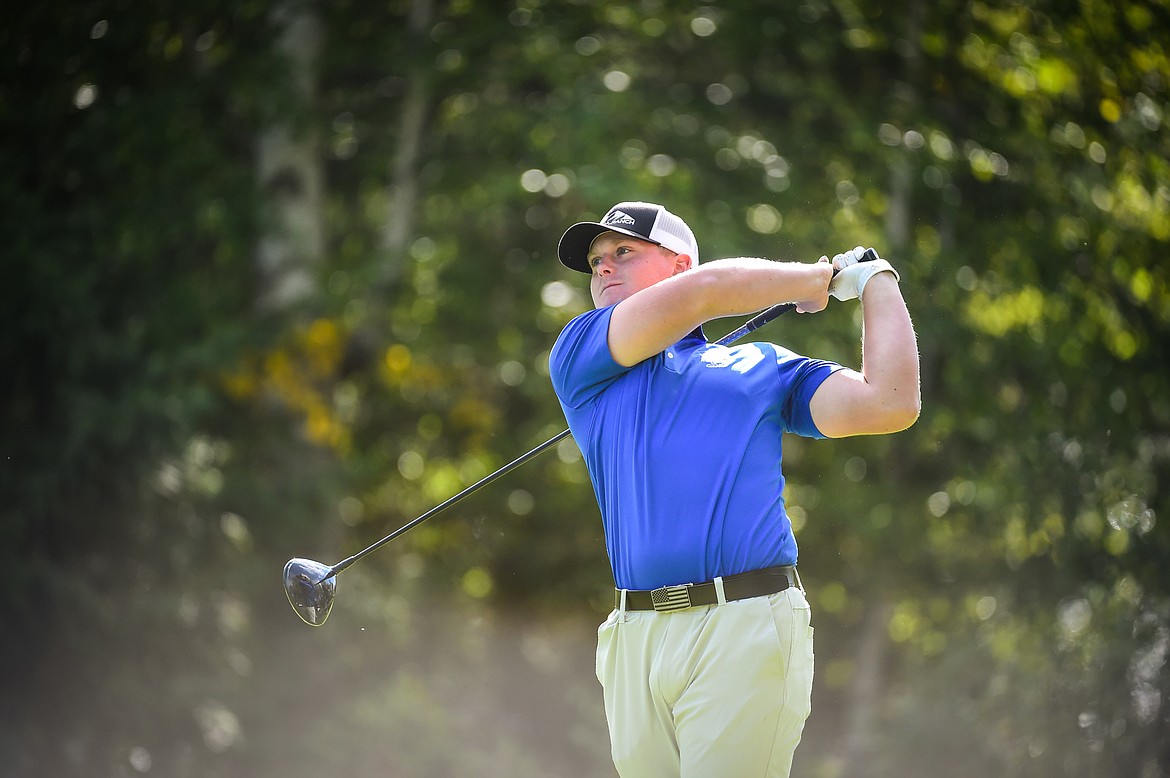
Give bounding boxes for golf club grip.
[717,304,795,345]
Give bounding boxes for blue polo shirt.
[550,305,843,591]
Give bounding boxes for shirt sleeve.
[549,306,628,409]
[773,345,846,439]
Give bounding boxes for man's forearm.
[687,257,832,320]
[607,257,831,367]
[858,273,921,429]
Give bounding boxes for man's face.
[588,232,689,308]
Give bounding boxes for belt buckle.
[650,584,692,612]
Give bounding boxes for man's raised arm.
[809,265,921,437]
[607,257,833,367]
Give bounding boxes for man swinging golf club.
[550,201,920,777]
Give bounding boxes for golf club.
[284,249,878,625]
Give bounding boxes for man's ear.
[672,253,694,275]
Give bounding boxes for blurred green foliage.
[2,1,1167,776]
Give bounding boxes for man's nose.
[594,253,616,274]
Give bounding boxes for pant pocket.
[596,610,618,684]
[768,589,815,721]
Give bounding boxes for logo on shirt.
[701,345,765,373]
[700,351,735,369]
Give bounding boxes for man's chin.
[594,286,623,306]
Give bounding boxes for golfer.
[549,202,920,777]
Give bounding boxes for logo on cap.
[605,210,637,226]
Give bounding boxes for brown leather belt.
[616,565,799,613]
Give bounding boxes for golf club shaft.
[325,428,572,577]
[719,302,796,344]
[321,250,877,579]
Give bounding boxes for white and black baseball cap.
[557,201,699,273]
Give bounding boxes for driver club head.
[283,557,337,626]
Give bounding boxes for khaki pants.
[596,587,815,777]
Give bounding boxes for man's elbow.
[880,393,921,433]
[820,394,920,438]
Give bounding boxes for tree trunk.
[840,600,893,778]
[378,0,435,287]
[885,0,922,252]
[256,1,325,312]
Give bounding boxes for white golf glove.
[828,246,899,302]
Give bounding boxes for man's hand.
[828,246,899,302]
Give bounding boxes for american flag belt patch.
[650,584,692,612]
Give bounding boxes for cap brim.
[557,222,608,273]
[557,222,660,274]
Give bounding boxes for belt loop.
[793,567,804,593]
[713,576,727,605]
[618,588,628,613]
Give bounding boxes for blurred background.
[2,1,1167,776]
